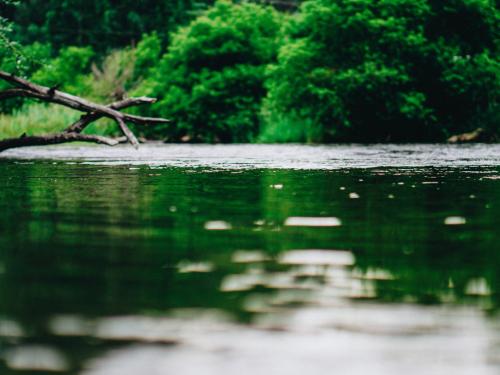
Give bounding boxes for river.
[1,143,499,374]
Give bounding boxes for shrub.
[89,48,137,102]
[31,46,95,95]
[138,0,282,142]
[133,32,162,81]
[89,33,164,102]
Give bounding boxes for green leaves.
[263,0,499,142]
[2,0,498,142]
[31,46,94,94]
[9,0,201,52]
[139,0,282,142]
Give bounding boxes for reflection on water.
[0,144,500,374]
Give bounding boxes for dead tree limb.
[64,97,157,133]
[0,70,169,152]
[0,133,128,152]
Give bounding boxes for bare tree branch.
[115,116,139,148]
[0,70,169,152]
[64,97,158,133]
[0,133,128,152]
[0,88,33,100]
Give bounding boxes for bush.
[138,0,282,142]
[31,46,95,95]
[85,33,162,102]
[263,0,499,142]
[89,48,137,102]
[133,32,162,81]
[9,0,204,53]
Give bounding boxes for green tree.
[1,1,53,112]
[1,0,22,66]
[264,0,499,142]
[9,0,211,53]
[139,0,283,142]
[30,46,94,93]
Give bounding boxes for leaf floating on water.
[177,261,214,273]
[444,216,467,225]
[279,250,355,266]
[284,217,342,227]
[204,220,232,230]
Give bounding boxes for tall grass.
[89,48,137,102]
[0,103,119,140]
[0,44,145,142]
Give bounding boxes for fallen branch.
[447,128,497,143]
[0,133,128,152]
[64,97,157,133]
[0,70,169,152]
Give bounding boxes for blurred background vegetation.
[0,0,498,142]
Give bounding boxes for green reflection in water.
[0,161,499,373]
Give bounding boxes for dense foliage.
[0,0,23,69]
[138,0,282,142]
[263,0,499,142]
[0,0,14,48]
[7,0,212,52]
[1,0,499,142]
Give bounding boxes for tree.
[139,0,283,142]
[8,0,211,53]
[264,0,499,142]
[0,0,21,63]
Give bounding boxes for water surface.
[0,144,499,374]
